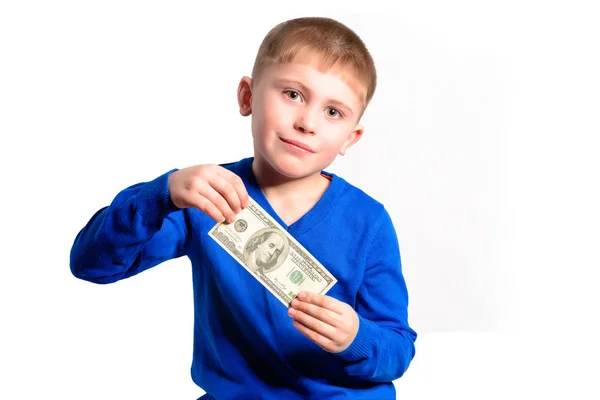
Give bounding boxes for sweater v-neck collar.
[234,157,344,237]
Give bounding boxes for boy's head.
[237,17,377,180]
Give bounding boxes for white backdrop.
[1,1,598,399]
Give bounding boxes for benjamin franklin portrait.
[243,228,289,274]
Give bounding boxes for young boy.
[70,16,417,399]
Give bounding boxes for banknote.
[208,197,337,307]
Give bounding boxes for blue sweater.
[70,157,417,399]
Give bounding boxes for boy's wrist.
[163,168,181,213]
[135,168,181,219]
[335,315,378,363]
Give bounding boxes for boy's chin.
[267,157,326,180]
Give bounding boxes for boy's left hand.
[288,291,359,353]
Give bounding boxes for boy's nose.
[294,112,316,135]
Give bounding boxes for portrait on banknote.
[243,228,290,274]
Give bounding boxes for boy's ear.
[237,76,253,117]
[339,124,364,156]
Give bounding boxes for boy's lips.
[280,138,315,153]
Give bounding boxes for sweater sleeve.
[70,169,189,284]
[335,207,417,382]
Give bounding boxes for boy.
[70,16,417,399]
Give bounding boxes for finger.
[217,168,249,208]
[297,292,345,315]
[288,306,337,341]
[208,174,242,215]
[291,298,341,327]
[196,180,236,222]
[190,191,225,223]
[292,320,336,351]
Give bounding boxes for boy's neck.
[252,158,329,197]
[251,158,330,225]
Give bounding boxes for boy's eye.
[286,90,301,100]
[327,108,342,118]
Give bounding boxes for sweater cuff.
[336,315,378,363]
[161,168,181,214]
[137,168,180,221]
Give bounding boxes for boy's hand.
[168,164,249,223]
[288,291,359,353]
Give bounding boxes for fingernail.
[298,292,306,299]
[288,308,296,317]
[291,299,299,308]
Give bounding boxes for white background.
[1,0,598,398]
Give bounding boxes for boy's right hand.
[168,164,249,223]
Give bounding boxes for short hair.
[251,17,377,113]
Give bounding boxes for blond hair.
[251,17,377,112]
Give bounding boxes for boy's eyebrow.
[275,79,354,116]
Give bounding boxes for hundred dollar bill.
[208,197,337,307]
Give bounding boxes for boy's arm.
[290,208,417,382]
[70,169,189,284]
[334,207,417,382]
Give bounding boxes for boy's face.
[238,55,365,180]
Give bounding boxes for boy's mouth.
[280,138,315,153]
